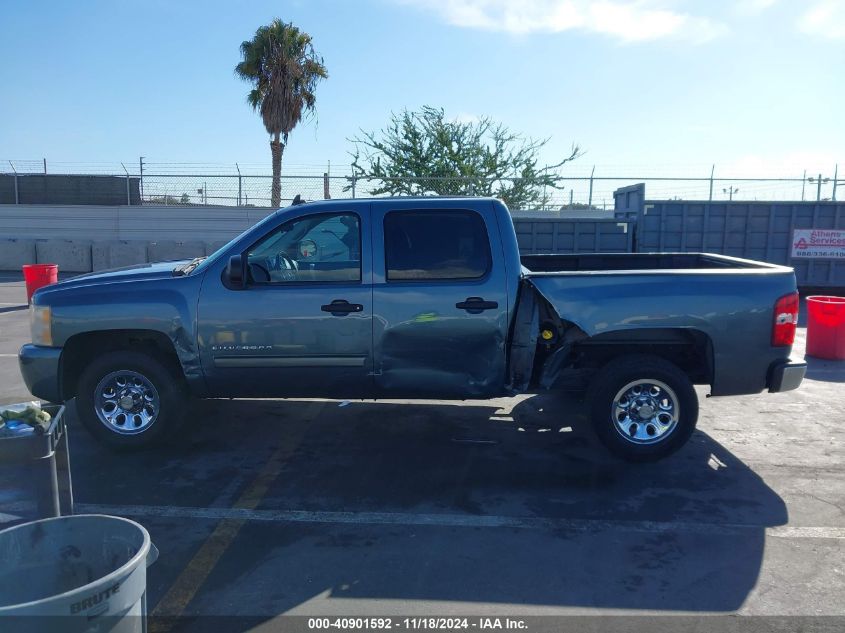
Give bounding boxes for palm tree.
[236,19,327,207]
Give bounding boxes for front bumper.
[767,359,807,393]
[18,344,63,403]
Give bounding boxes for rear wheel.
[75,350,187,450]
[587,355,698,462]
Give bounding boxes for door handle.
[321,299,364,315]
[455,297,499,314]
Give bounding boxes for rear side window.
[384,210,491,281]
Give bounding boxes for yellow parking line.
[148,518,246,631]
[149,401,322,631]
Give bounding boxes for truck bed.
[517,252,798,396]
[521,252,777,273]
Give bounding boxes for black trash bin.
[0,404,73,519]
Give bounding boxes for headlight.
[30,305,53,346]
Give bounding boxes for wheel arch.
[578,327,714,383]
[61,329,188,400]
[538,324,715,390]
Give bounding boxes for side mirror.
[224,255,245,289]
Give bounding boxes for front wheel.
[75,350,187,450]
[587,355,698,462]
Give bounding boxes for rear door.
[371,199,509,398]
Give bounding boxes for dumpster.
[806,296,845,360]
[0,403,73,519]
[0,515,158,633]
[22,263,59,304]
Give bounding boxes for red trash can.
[22,264,59,304]
[806,295,845,360]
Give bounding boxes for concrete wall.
[35,241,93,273]
[0,204,274,271]
[91,241,149,270]
[1,203,632,272]
[1,239,222,272]
[0,204,273,241]
[0,239,36,271]
[147,241,207,263]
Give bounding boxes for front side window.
[384,210,491,281]
[246,213,361,283]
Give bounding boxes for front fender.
[47,276,205,389]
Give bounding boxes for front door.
[371,200,509,398]
[197,206,373,398]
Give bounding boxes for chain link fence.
[2,159,841,209]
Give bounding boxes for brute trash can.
[806,296,845,360]
[22,263,59,304]
[0,514,158,633]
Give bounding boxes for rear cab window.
[384,210,491,281]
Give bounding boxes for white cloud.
[396,0,727,43]
[799,0,845,39]
[733,0,778,16]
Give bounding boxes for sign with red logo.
[791,229,845,259]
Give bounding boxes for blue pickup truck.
[19,197,806,461]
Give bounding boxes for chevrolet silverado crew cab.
[19,197,806,461]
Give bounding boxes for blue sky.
[1,0,843,183]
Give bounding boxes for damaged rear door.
[371,200,509,398]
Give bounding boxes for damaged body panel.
[370,198,511,398]
[506,284,539,393]
[23,264,205,398]
[521,257,798,395]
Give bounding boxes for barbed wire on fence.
[1,159,841,208]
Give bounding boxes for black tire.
[587,354,698,462]
[75,350,187,451]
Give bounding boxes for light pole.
[139,156,145,201]
[807,174,830,201]
[723,186,739,201]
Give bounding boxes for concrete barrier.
[204,240,229,256]
[147,241,206,263]
[0,240,36,270]
[92,241,149,271]
[35,240,93,272]
[0,239,222,271]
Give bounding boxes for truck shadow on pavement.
[10,394,788,619]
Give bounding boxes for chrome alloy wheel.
[611,379,679,445]
[94,370,160,435]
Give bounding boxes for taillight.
[772,292,799,347]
